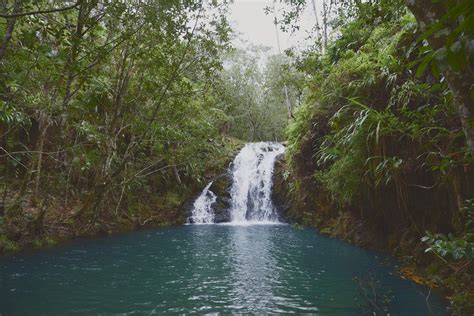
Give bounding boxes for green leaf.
[416,57,431,78]
[431,62,441,80]
[447,50,466,72]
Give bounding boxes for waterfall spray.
[229,142,285,223]
[190,182,216,224]
[190,142,285,224]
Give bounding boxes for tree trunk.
[172,145,182,185]
[62,0,87,108]
[406,0,474,155]
[34,116,49,199]
[0,0,22,63]
[310,0,322,51]
[448,75,474,155]
[283,84,292,119]
[322,0,328,51]
[1,123,8,216]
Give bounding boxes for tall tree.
[406,0,474,155]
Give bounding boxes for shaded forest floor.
[0,138,243,254]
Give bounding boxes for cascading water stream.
[189,142,285,224]
[229,142,285,223]
[190,181,216,224]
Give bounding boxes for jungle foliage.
[216,46,301,141]
[283,0,473,309]
[0,0,296,252]
[0,0,238,250]
[0,0,297,252]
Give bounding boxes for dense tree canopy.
[0,0,235,242]
[279,0,473,309]
[0,0,473,311]
[0,0,298,249]
[216,46,300,141]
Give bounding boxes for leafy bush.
[422,199,474,261]
[422,232,473,261]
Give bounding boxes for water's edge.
[0,225,449,315]
[271,155,460,311]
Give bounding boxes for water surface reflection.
[0,225,448,315]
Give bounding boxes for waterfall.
[189,142,285,224]
[229,142,285,223]
[190,181,216,224]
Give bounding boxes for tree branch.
[0,1,80,18]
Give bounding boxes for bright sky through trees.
[229,0,319,53]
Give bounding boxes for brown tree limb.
[0,0,22,63]
[0,1,80,18]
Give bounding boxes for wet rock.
[184,171,233,223]
[209,172,233,223]
[182,197,197,223]
[271,153,293,223]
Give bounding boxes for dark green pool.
[0,224,448,315]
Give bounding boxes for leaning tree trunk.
[34,112,50,200]
[406,0,474,155]
[447,74,474,155]
[0,0,22,63]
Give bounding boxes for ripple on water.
[0,225,449,315]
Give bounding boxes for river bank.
[0,138,244,255]
[272,155,473,313]
[2,139,471,314]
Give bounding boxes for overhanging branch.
[0,1,80,18]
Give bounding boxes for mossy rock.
[271,153,298,223]
[0,235,20,253]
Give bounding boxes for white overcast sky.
[228,0,321,54]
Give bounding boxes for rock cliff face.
[271,154,384,247]
[271,154,293,223]
[208,173,233,223]
[271,153,324,225]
